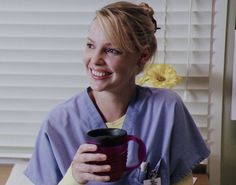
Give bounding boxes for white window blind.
[0,0,212,160]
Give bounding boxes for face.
[83,20,141,93]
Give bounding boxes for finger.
[78,144,97,154]
[76,163,111,173]
[81,173,110,182]
[75,153,107,163]
[73,144,98,161]
[71,164,110,184]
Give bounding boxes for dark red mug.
[86,128,146,182]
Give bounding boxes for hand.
[71,144,111,184]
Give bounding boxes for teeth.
[91,70,108,77]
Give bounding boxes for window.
[0,0,226,184]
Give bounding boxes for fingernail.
[100,154,106,160]
[89,145,97,150]
[105,165,111,171]
[105,176,110,181]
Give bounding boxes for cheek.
[123,63,139,77]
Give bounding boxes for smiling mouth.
[91,69,112,78]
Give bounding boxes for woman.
[24,1,210,185]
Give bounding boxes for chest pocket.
[133,159,162,184]
[127,168,144,185]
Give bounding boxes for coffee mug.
[86,128,146,182]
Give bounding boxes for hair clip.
[151,17,161,33]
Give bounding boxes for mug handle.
[125,135,146,172]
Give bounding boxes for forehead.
[87,20,112,45]
[87,18,135,54]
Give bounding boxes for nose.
[90,49,105,65]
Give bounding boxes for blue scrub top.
[24,86,210,185]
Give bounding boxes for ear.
[137,46,151,67]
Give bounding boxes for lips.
[91,69,112,79]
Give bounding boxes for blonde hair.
[95,1,158,72]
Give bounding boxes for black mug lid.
[87,128,127,147]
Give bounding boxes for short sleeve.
[168,98,210,184]
[24,119,63,185]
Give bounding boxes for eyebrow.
[86,37,114,47]
[87,37,94,43]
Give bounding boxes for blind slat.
[0,123,40,135]
[0,62,85,74]
[0,135,35,147]
[157,38,211,51]
[0,12,94,25]
[0,87,82,99]
[158,51,210,64]
[0,0,212,12]
[0,99,65,111]
[0,24,89,37]
[156,25,211,38]
[0,37,86,50]
[0,75,88,87]
[0,50,83,62]
[0,147,33,158]
[0,110,48,123]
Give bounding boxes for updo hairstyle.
[95,1,158,73]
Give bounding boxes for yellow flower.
[137,64,182,89]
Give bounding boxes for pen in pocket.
[139,162,149,181]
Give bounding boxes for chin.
[88,78,112,92]
[89,84,106,92]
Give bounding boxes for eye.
[104,48,122,55]
[86,43,95,49]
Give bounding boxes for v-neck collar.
[83,86,144,134]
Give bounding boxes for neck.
[89,85,136,122]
